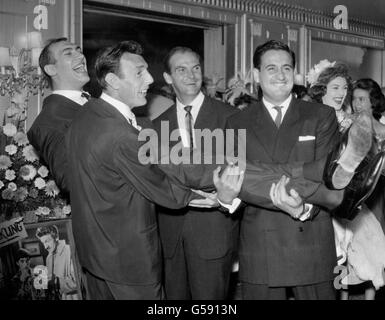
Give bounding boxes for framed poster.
[0,218,82,300]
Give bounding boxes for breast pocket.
[292,139,316,162]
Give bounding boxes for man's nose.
[146,72,154,85]
[276,69,286,80]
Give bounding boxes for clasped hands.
[269,175,308,220]
[188,163,244,209]
[188,165,307,220]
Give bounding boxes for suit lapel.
[273,99,303,162]
[165,105,181,148]
[250,102,278,160]
[194,96,214,130]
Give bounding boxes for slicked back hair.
[163,46,201,75]
[94,40,143,90]
[39,37,68,88]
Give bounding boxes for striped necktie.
[273,106,283,128]
[184,105,194,148]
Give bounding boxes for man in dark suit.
[152,47,240,300]
[27,38,90,194]
[65,41,243,300]
[226,40,343,299]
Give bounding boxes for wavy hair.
[352,78,385,120]
[308,63,352,110]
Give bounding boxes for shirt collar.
[262,94,292,112]
[176,91,205,120]
[100,92,138,128]
[52,90,88,106]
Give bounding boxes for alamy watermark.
[137,121,247,169]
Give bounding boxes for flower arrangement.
[0,123,70,223]
[306,59,336,87]
[204,70,258,109]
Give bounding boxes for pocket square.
[298,135,315,141]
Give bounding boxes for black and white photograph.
[1,0,385,309]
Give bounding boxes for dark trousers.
[164,222,234,300]
[241,281,336,300]
[84,269,164,300]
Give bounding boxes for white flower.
[38,166,49,178]
[8,182,17,191]
[34,177,46,189]
[2,123,17,137]
[62,205,71,215]
[45,180,59,197]
[0,181,4,189]
[22,145,39,162]
[35,206,51,216]
[0,155,12,170]
[20,165,37,181]
[13,132,29,146]
[5,144,18,156]
[306,59,336,87]
[5,170,16,181]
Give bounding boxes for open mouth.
[333,98,344,105]
[73,60,88,73]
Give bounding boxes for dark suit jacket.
[153,96,240,260]
[227,97,339,286]
[27,94,81,194]
[66,98,198,285]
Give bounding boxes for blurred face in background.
[322,76,348,110]
[352,88,372,113]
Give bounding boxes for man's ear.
[105,72,119,90]
[163,72,173,85]
[44,64,57,77]
[253,68,260,84]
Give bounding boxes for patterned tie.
[273,106,283,128]
[184,105,194,148]
[81,91,90,100]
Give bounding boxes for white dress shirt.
[100,92,141,131]
[263,94,312,221]
[262,94,292,123]
[52,90,89,106]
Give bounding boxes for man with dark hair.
[36,225,78,299]
[65,40,233,300]
[152,46,239,300]
[27,37,90,194]
[11,248,35,300]
[226,39,372,299]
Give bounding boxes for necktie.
[273,106,283,128]
[81,91,90,100]
[184,105,194,148]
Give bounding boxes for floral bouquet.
[306,59,336,88]
[0,123,70,224]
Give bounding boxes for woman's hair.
[308,63,352,110]
[352,78,385,120]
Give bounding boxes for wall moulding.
[87,0,241,24]
[174,0,385,39]
[309,27,384,50]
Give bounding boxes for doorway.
[83,6,206,117]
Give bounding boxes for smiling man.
[65,41,228,300]
[152,47,240,300]
[226,40,342,300]
[27,37,90,194]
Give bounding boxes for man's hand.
[189,190,219,208]
[213,164,244,204]
[269,175,304,219]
